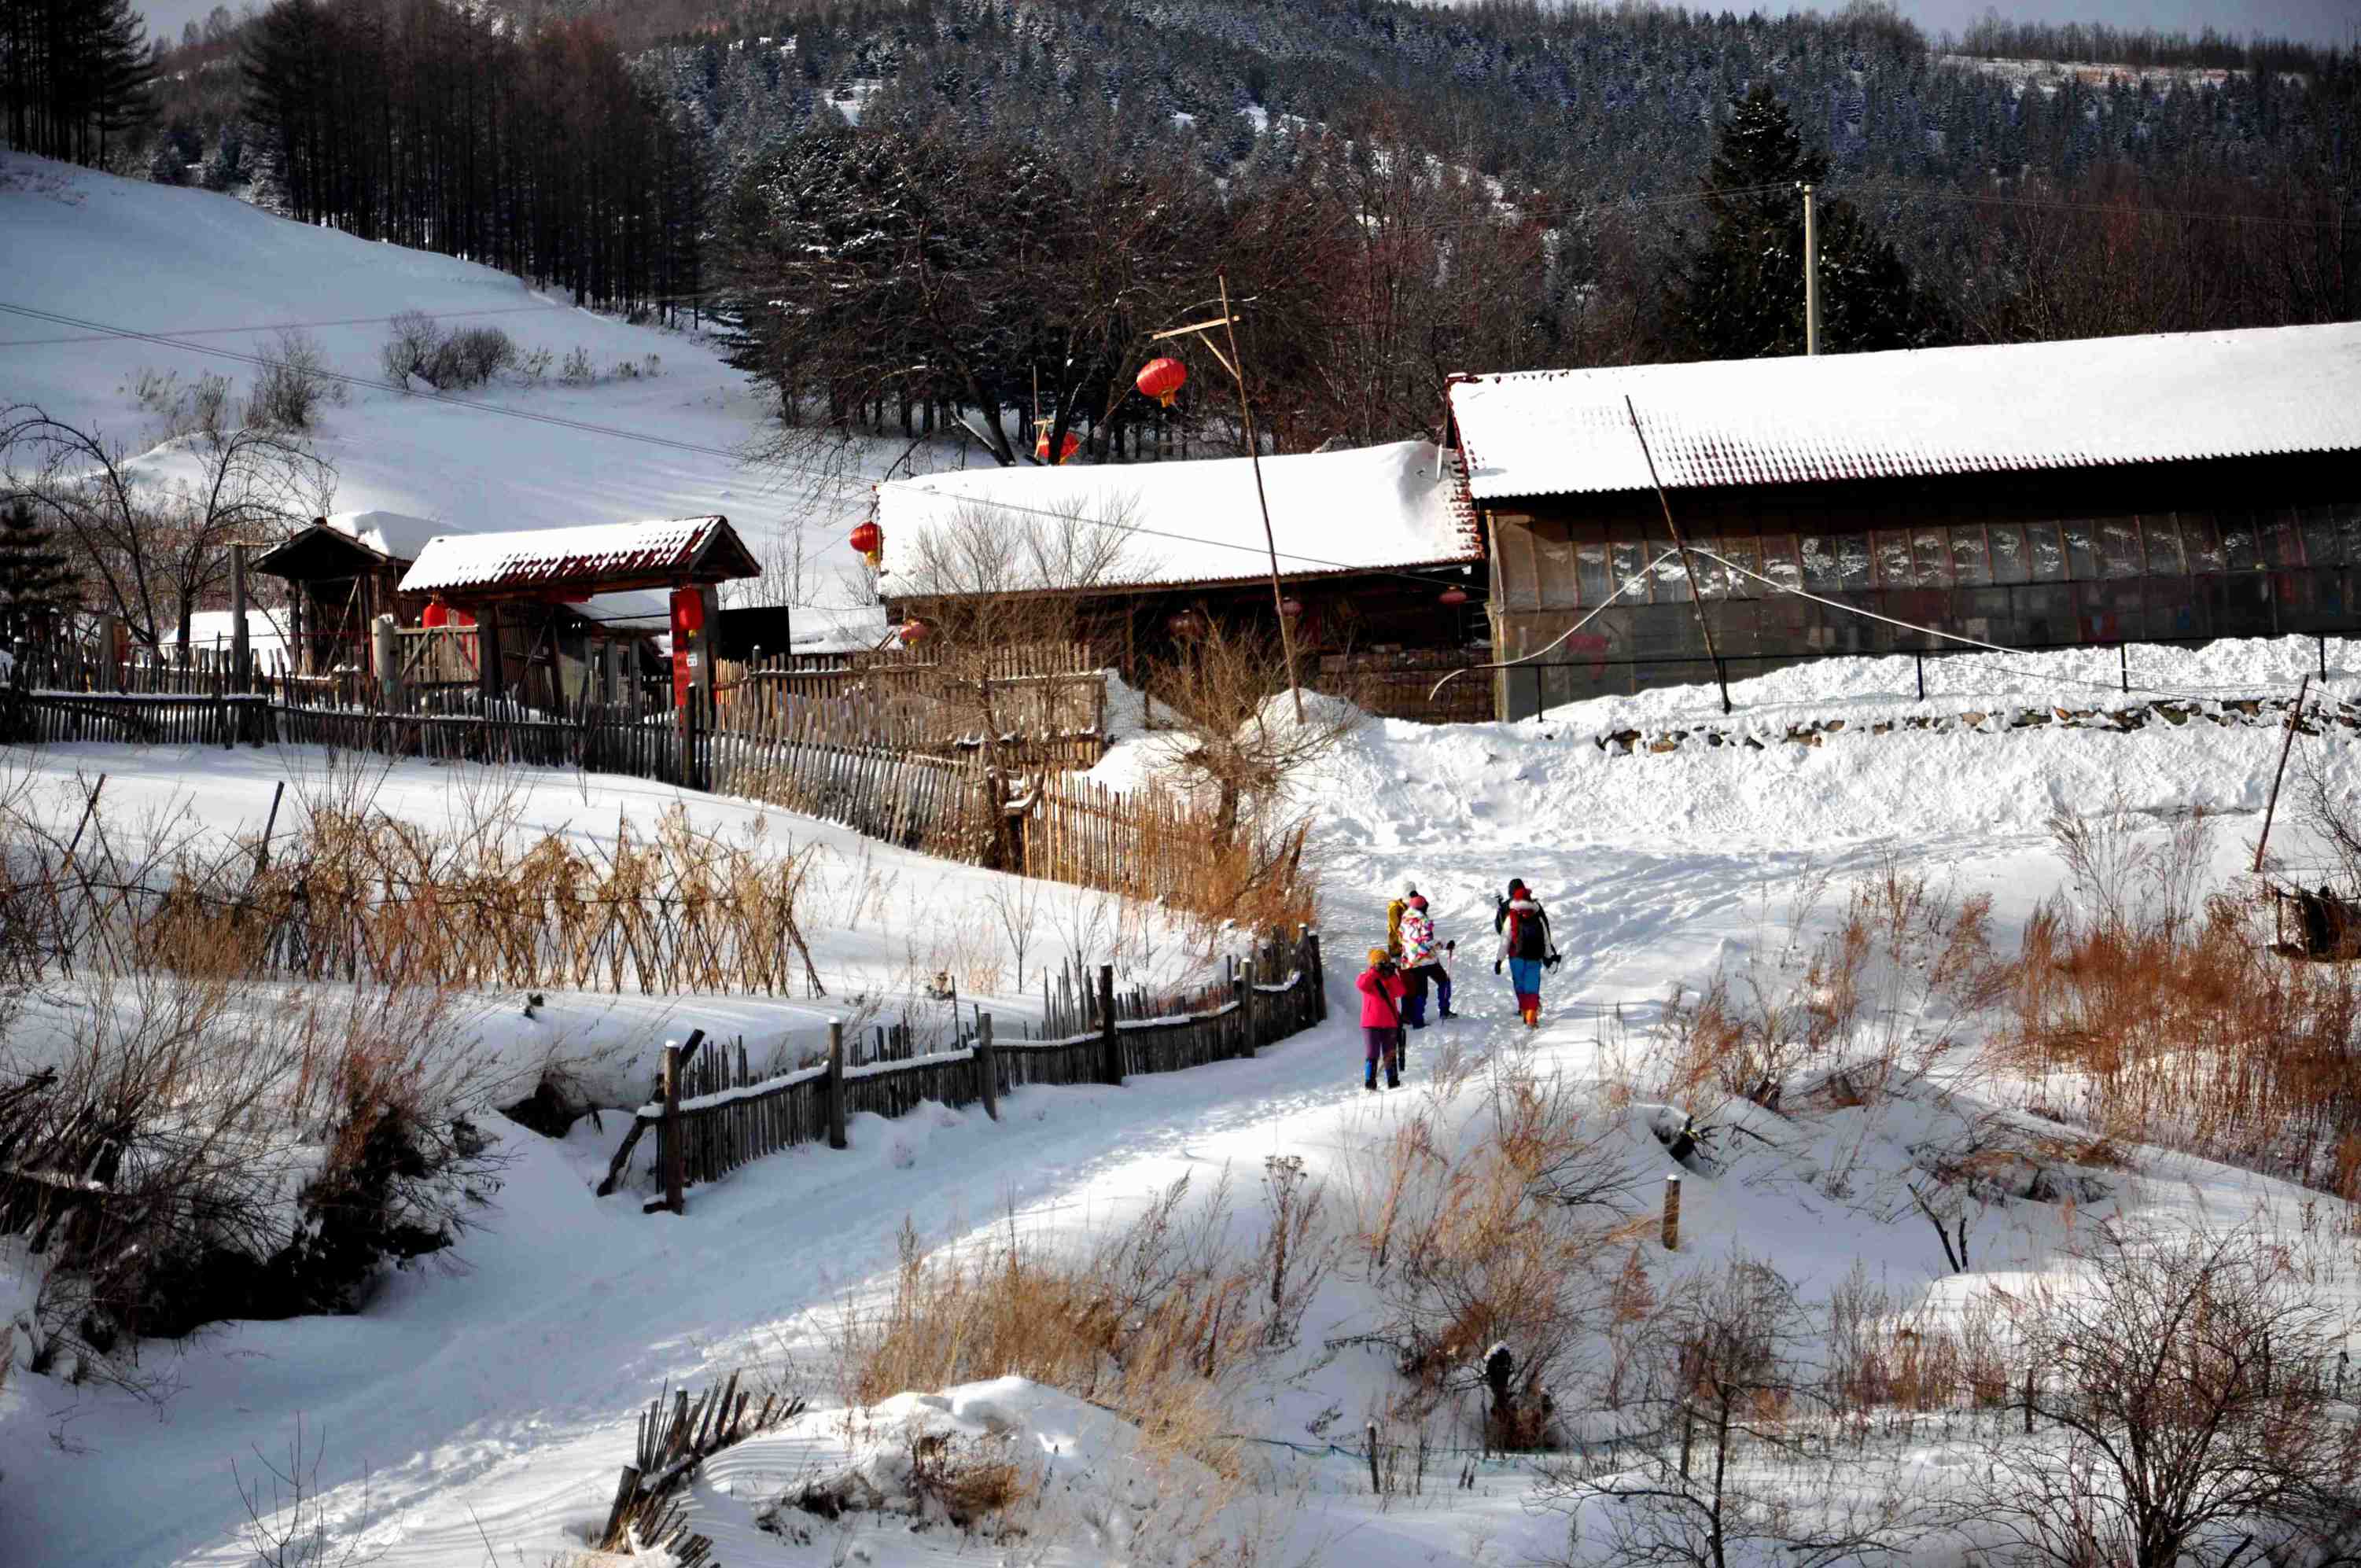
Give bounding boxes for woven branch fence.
[601,928,1326,1215]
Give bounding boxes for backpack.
[1506,900,1549,960]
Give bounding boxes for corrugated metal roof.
[1449,322,2361,500]
[397,517,727,595]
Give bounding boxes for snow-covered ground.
[4,633,2357,1565]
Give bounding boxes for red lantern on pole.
[1439,586,1470,605]
[1136,356,1188,407]
[850,520,882,568]
[899,617,931,645]
[1034,429,1081,466]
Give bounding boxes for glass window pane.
[2183,513,2226,572]
[1801,535,1841,591]
[2259,508,2302,569]
[1836,533,1871,591]
[2299,505,2342,569]
[1609,536,1646,600]
[1575,537,1610,605]
[2062,519,2098,580]
[2337,501,2361,566]
[1950,525,1992,587]
[2028,521,2067,583]
[2098,517,2142,578]
[1873,529,1916,587]
[1760,534,1802,591]
[1988,522,2028,585]
[2221,512,2260,572]
[1914,527,1953,587]
[1715,536,1762,599]
[2138,515,2185,576]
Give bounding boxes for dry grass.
[1995,802,2361,1193]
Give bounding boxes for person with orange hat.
[1357,947,1408,1091]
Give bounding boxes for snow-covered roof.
[397,517,754,596]
[1448,322,2361,499]
[323,510,451,562]
[875,440,1479,592]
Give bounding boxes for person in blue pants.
[1493,879,1559,1027]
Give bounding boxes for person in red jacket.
[1357,947,1408,1091]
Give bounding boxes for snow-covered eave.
[1462,440,2361,502]
[880,553,1486,606]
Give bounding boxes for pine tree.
[0,499,79,646]
[1664,86,1952,360]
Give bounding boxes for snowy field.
[3,638,2358,1564]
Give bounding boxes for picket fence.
[600,929,1327,1214]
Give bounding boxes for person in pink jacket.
[1357,947,1408,1091]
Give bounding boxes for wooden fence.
[714,642,1109,771]
[601,928,1326,1214]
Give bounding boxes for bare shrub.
[234,1415,383,1568]
[1144,616,1363,848]
[1540,1255,1936,1568]
[378,312,516,392]
[249,329,348,431]
[1970,1222,2361,1568]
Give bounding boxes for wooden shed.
[1448,323,2361,720]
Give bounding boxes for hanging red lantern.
[1167,609,1201,639]
[1136,356,1188,407]
[899,617,931,645]
[1280,598,1304,618]
[1438,586,1470,606]
[1035,429,1081,466]
[849,520,882,563]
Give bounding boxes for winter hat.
[1366,947,1389,966]
[1508,879,1527,896]
[1407,895,1427,911]
[1405,883,1419,896]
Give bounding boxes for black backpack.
[1508,902,1548,960]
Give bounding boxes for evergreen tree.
[0,499,79,646]
[1664,86,1952,360]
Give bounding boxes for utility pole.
[1800,182,1821,357]
[1148,276,1305,723]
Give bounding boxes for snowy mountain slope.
[0,151,948,595]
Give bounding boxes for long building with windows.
[1447,324,2361,720]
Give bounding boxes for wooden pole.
[1099,963,1123,1085]
[229,541,250,693]
[2255,673,2313,874]
[371,614,400,709]
[1216,273,1305,724]
[1624,396,1731,715]
[977,1011,999,1121]
[1662,1172,1681,1251]
[826,1021,849,1150]
[660,1041,685,1215]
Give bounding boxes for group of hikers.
[1354,881,1560,1091]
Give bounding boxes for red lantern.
[899,617,931,645]
[1439,587,1470,606]
[1034,429,1081,466]
[1136,356,1188,408]
[849,520,882,561]
[1167,610,1201,639]
[1280,598,1304,618]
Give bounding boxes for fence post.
[1914,651,1925,702]
[230,541,251,694]
[977,1012,1000,1122]
[1308,927,1325,1022]
[660,1041,685,1216]
[2322,635,2330,681]
[1661,1172,1681,1251]
[1239,957,1258,1056]
[826,1021,849,1150]
[372,613,401,710]
[2120,642,2129,694]
[1098,963,1124,1085]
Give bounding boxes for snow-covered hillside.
[0,150,952,604]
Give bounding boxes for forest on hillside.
[7,0,2359,458]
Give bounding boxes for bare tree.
[2,393,333,652]
[1144,617,1362,846]
[1972,1222,2361,1568]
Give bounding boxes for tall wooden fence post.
[1662,1172,1681,1251]
[230,541,251,694]
[1303,925,1324,1025]
[1098,963,1123,1086]
[660,1041,685,1216]
[977,1012,999,1121]
[1240,957,1259,1055]
[826,1021,849,1150]
[372,613,402,710]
